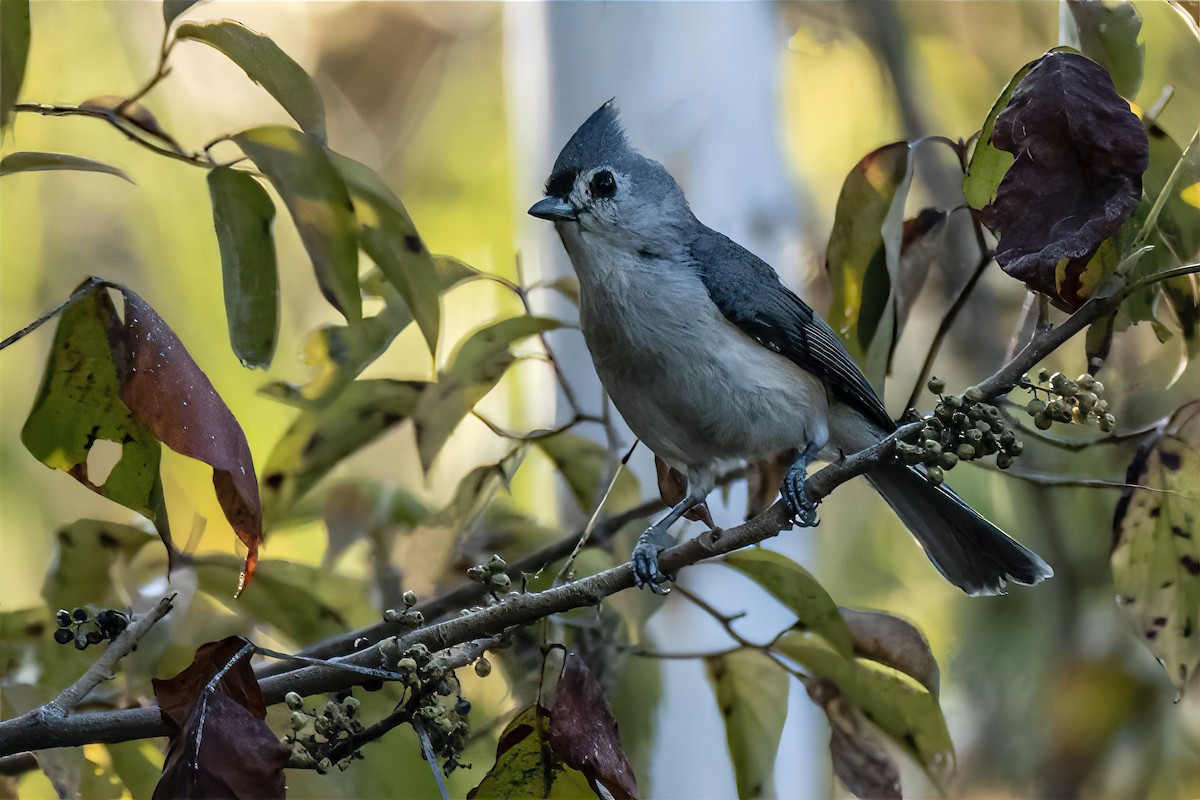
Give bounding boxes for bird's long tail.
[866,463,1053,595]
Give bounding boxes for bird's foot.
[781,459,820,527]
[631,530,673,595]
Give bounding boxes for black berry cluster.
[378,639,474,775]
[284,692,366,774]
[901,377,1024,485]
[53,607,128,650]
[1022,370,1115,432]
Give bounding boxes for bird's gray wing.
[690,229,895,433]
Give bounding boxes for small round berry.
[491,574,512,591]
[996,453,1013,470]
[342,696,360,716]
[1035,412,1053,430]
[402,590,418,608]
[487,555,507,573]
[1027,399,1047,416]
[74,634,89,650]
[957,444,976,460]
[285,692,304,710]
[455,698,472,716]
[71,608,89,623]
[384,609,404,624]
[54,628,73,645]
[56,610,72,628]
[474,658,492,678]
[436,680,453,697]
[290,711,308,731]
[1037,368,1050,383]
[939,452,959,470]
[927,376,945,394]
[466,566,488,583]
[926,467,944,486]
[397,657,418,673]
[85,630,103,645]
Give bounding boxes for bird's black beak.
[528,196,578,222]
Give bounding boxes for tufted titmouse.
[529,101,1052,596]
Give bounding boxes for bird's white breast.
[558,223,831,475]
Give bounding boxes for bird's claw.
[632,537,672,595]
[781,462,820,527]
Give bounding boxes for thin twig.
[554,440,639,585]
[0,276,109,351]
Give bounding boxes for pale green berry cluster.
[900,377,1024,485]
[379,639,473,775]
[1023,370,1115,432]
[284,692,365,774]
[466,554,512,593]
[383,589,424,627]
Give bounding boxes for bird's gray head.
[529,101,694,253]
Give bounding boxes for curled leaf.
[839,608,940,696]
[978,50,1149,309]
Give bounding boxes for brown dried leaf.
[116,289,263,593]
[151,636,265,729]
[811,681,903,800]
[153,691,287,800]
[839,608,940,697]
[548,652,640,800]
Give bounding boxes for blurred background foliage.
[1,2,1199,799]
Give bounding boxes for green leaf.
[233,125,360,323]
[41,520,157,622]
[260,379,425,527]
[207,167,279,369]
[162,0,201,27]
[703,649,789,799]
[825,141,915,388]
[192,554,372,642]
[723,549,855,658]
[774,631,954,781]
[260,258,480,407]
[20,287,171,551]
[412,316,561,471]
[175,20,326,142]
[0,0,29,132]
[106,741,165,800]
[963,56,1040,210]
[469,706,595,799]
[1112,401,1200,691]
[1068,0,1144,99]
[535,431,641,514]
[0,151,133,183]
[333,153,441,355]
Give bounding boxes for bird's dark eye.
[590,170,616,198]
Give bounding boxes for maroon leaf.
[115,289,263,593]
[979,50,1149,310]
[548,653,640,800]
[812,681,903,800]
[154,692,287,800]
[152,636,266,728]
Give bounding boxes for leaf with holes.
[260,379,425,527]
[208,167,279,369]
[20,285,173,559]
[825,140,916,388]
[548,653,640,799]
[116,288,263,594]
[1112,401,1200,691]
[774,631,954,782]
[261,258,481,407]
[41,520,157,615]
[468,706,594,799]
[704,648,789,799]
[724,549,854,658]
[537,432,640,514]
[175,20,326,142]
[412,316,561,471]
[1,151,133,183]
[0,0,29,131]
[978,50,1149,309]
[152,638,286,800]
[334,153,441,354]
[1068,0,1144,99]
[234,125,360,323]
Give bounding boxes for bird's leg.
[780,442,821,527]
[631,487,708,595]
